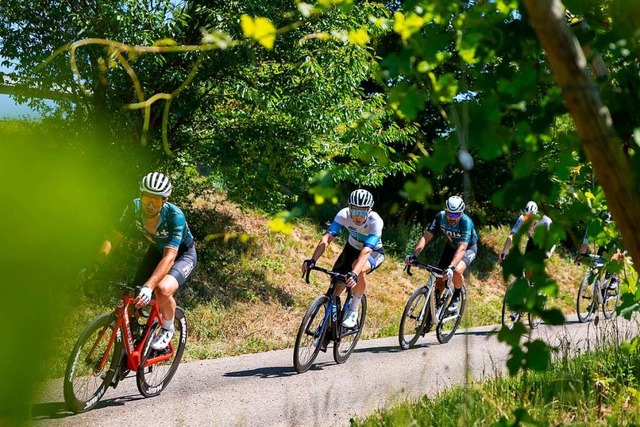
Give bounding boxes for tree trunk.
[523,0,640,270]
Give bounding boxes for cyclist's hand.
[445,266,455,280]
[404,254,417,266]
[345,271,358,288]
[302,259,316,274]
[134,286,153,308]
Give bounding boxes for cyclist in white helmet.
[302,189,385,328]
[499,200,555,263]
[81,172,197,350]
[405,195,478,312]
[575,210,625,269]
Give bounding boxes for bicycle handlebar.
[303,265,349,284]
[404,261,445,277]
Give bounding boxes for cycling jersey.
[426,211,478,248]
[510,214,552,237]
[327,207,384,251]
[116,199,195,252]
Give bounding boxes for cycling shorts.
[332,243,385,275]
[437,241,477,270]
[133,244,197,287]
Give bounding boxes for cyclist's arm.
[412,231,435,258]
[97,231,125,265]
[450,241,469,268]
[309,233,335,264]
[352,246,373,275]
[499,233,514,260]
[143,246,178,290]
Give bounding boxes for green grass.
[354,340,640,426]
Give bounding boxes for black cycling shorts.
[332,243,385,275]
[133,245,197,287]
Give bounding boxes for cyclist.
[575,211,624,287]
[405,195,478,312]
[499,201,556,265]
[301,189,385,328]
[81,172,197,350]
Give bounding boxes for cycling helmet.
[600,211,612,224]
[445,195,465,213]
[349,189,374,208]
[524,201,538,215]
[140,172,172,197]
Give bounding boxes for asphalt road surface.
[33,314,639,426]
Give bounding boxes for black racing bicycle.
[293,266,367,373]
[576,254,620,322]
[501,274,546,330]
[398,260,466,349]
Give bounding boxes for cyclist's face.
[350,205,369,225]
[446,211,461,225]
[141,192,165,217]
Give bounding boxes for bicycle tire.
[602,277,620,320]
[528,292,546,329]
[576,271,597,323]
[501,280,521,330]
[436,286,466,344]
[333,294,367,364]
[293,295,330,373]
[398,287,429,350]
[136,307,187,397]
[64,313,121,413]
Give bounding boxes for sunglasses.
[446,212,462,219]
[141,194,164,207]
[351,208,369,217]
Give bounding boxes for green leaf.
[240,15,276,49]
[348,28,370,46]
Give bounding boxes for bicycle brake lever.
[304,268,311,284]
[406,264,413,276]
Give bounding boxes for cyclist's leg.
[436,247,455,293]
[331,244,358,297]
[133,246,163,286]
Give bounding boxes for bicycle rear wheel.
[136,307,187,397]
[334,295,367,364]
[436,287,466,344]
[398,287,429,350]
[576,271,597,323]
[528,293,546,329]
[64,313,121,413]
[501,281,522,330]
[293,295,329,373]
[602,277,620,320]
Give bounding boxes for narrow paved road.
[33,315,638,426]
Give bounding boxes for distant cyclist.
[499,201,555,265]
[405,196,478,312]
[301,189,385,328]
[81,172,197,350]
[575,211,625,273]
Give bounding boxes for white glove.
[138,286,153,305]
[445,266,455,280]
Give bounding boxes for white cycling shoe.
[342,310,359,328]
[151,328,174,350]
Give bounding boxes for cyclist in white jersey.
[499,201,556,264]
[301,189,385,328]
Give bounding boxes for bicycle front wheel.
[293,295,330,373]
[64,313,121,413]
[436,287,466,344]
[398,287,429,350]
[136,307,187,397]
[334,295,367,364]
[602,278,620,320]
[576,271,597,323]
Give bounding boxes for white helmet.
[349,189,374,208]
[445,195,465,213]
[524,201,538,215]
[140,172,172,197]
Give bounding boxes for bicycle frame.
[94,293,173,377]
[309,270,357,347]
[407,263,455,327]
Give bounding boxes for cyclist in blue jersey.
[301,189,385,328]
[405,196,478,312]
[499,201,555,264]
[575,211,625,270]
[81,172,197,350]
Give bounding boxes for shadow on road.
[354,344,405,354]
[224,365,299,378]
[455,328,499,337]
[31,394,144,421]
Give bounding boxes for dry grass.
[178,193,594,363]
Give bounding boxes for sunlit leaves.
[403,176,433,203]
[393,12,425,41]
[240,15,276,49]
[427,72,458,103]
[348,28,370,46]
[388,82,427,121]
